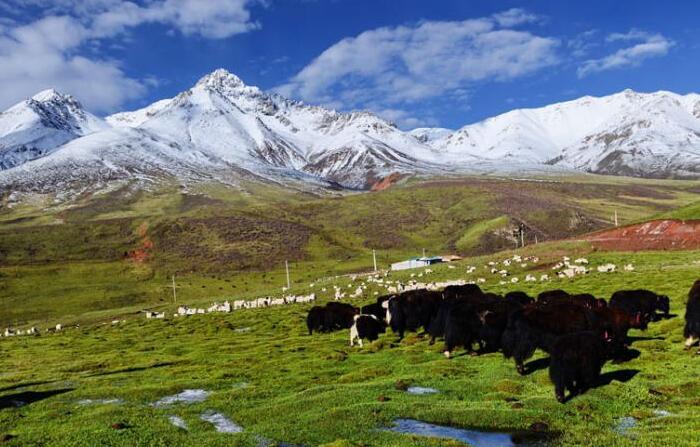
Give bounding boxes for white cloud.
[492,8,540,27]
[373,108,436,129]
[577,29,673,78]
[0,0,260,112]
[277,11,560,115]
[567,29,598,58]
[90,0,260,39]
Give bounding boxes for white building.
[391,256,443,271]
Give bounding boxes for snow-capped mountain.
[553,90,700,177]
[0,90,107,170]
[430,89,700,177]
[2,70,700,200]
[0,70,447,193]
[408,127,453,144]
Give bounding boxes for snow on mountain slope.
[0,70,448,193]
[106,98,172,127]
[432,93,623,163]
[3,70,700,200]
[109,69,448,188]
[0,90,107,170]
[430,89,700,177]
[552,90,700,177]
[408,127,453,143]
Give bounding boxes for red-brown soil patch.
[370,172,402,192]
[127,222,153,263]
[584,219,700,251]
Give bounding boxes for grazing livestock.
[501,303,597,374]
[349,314,386,347]
[306,302,358,334]
[684,280,700,349]
[306,306,326,335]
[427,286,488,344]
[443,299,519,357]
[504,291,533,306]
[591,306,646,355]
[597,263,617,273]
[610,289,670,323]
[537,289,571,305]
[361,295,391,321]
[442,301,480,357]
[538,290,601,309]
[384,289,442,339]
[442,296,526,358]
[549,331,611,403]
[441,284,484,301]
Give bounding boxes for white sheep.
[597,263,616,273]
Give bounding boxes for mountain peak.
[31,89,70,103]
[196,68,246,90]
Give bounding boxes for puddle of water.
[169,415,188,430]
[406,386,439,395]
[154,389,209,407]
[77,398,123,405]
[614,416,637,436]
[384,419,549,447]
[200,411,243,433]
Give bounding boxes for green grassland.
[2,174,700,445]
[1,245,700,445]
[2,174,700,328]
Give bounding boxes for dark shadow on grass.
[0,380,58,393]
[595,369,640,387]
[85,361,177,378]
[612,348,641,364]
[0,388,73,410]
[522,357,550,375]
[558,370,640,403]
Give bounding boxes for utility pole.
[372,249,377,272]
[285,260,291,289]
[520,226,525,248]
[171,275,177,303]
[614,210,618,227]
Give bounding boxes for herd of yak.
[306,279,700,403]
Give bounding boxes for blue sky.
[1,0,699,129]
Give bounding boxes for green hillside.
[1,174,699,327]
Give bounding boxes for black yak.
[501,303,596,374]
[306,302,358,334]
[684,280,700,350]
[549,331,612,403]
[349,314,386,347]
[610,289,670,323]
[384,289,441,339]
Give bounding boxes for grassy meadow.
[1,174,700,445]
